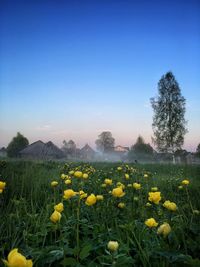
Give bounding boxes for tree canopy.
[196,143,200,157]
[128,136,153,161]
[95,131,115,153]
[151,72,187,153]
[7,132,29,157]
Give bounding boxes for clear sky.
[0,0,200,151]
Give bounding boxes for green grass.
[0,160,200,267]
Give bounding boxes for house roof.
[20,140,64,157]
[80,144,95,153]
[0,147,7,152]
[20,140,45,155]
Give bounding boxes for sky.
[0,0,200,151]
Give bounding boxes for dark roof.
[20,140,45,155]
[0,147,7,152]
[20,140,64,158]
[80,144,95,153]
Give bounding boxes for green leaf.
[60,257,77,266]
[79,244,92,260]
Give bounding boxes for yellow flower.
[107,241,119,251]
[148,192,161,204]
[61,174,66,179]
[104,179,112,185]
[0,181,6,190]
[82,173,89,179]
[63,189,77,200]
[163,200,177,211]
[2,248,33,267]
[127,184,132,187]
[144,174,148,178]
[178,185,183,190]
[117,167,122,171]
[117,182,125,189]
[112,187,125,198]
[54,203,64,213]
[157,223,171,237]
[85,194,97,206]
[151,187,158,192]
[69,170,74,175]
[181,179,189,185]
[125,174,129,179]
[0,189,3,194]
[96,195,104,201]
[118,202,125,208]
[65,179,72,185]
[51,181,58,187]
[50,210,62,223]
[145,218,158,228]
[74,171,83,178]
[79,190,88,199]
[133,183,141,190]
[101,183,107,188]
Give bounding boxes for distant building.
[80,144,96,160]
[114,146,129,153]
[19,140,64,160]
[0,147,7,158]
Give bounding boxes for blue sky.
[0,0,200,151]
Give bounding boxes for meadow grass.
[0,160,200,266]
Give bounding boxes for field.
[0,160,200,267]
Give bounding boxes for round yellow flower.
[74,171,83,178]
[101,183,107,188]
[117,167,122,171]
[0,181,6,190]
[51,181,58,187]
[69,170,74,175]
[125,174,129,179]
[178,185,183,190]
[65,179,72,185]
[50,210,62,223]
[96,195,104,201]
[104,179,112,185]
[63,189,77,200]
[107,241,119,251]
[148,192,161,204]
[54,202,64,213]
[127,184,132,187]
[2,248,33,267]
[133,182,141,190]
[118,202,125,208]
[85,194,97,206]
[163,200,177,211]
[181,179,189,185]
[145,218,158,228]
[117,182,125,189]
[157,223,171,237]
[61,173,66,179]
[112,187,125,198]
[82,173,89,179]
[144,174,148,178]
